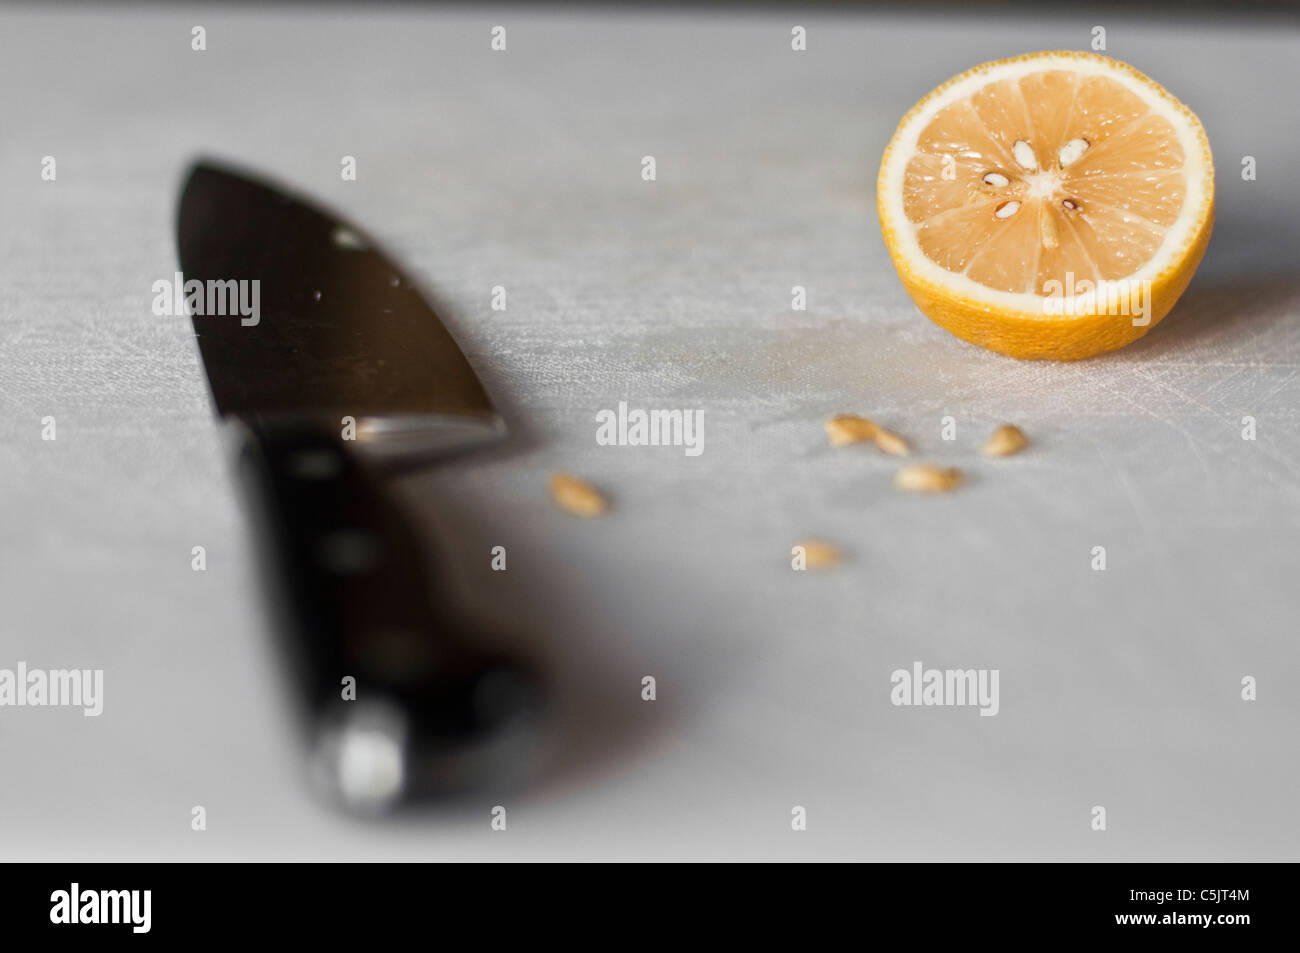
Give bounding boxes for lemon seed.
[981,424,1029,457]
[795,539,841,569]
[825,414,879,447]
[549,472,607,517]
[1012,140,1038,171]
[1058,138,1090,168]
[895,464,963,493]
[873,428,910,456]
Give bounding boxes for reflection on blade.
[176,161,500,450]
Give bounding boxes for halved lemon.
[877,51,1214,361]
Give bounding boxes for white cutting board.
[0,6,1296,860]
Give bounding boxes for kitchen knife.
[176,160,543,812]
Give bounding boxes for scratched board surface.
[0,7,1296,860]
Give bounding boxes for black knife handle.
[233,419,542,810]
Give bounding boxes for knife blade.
[176,160,543,811]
